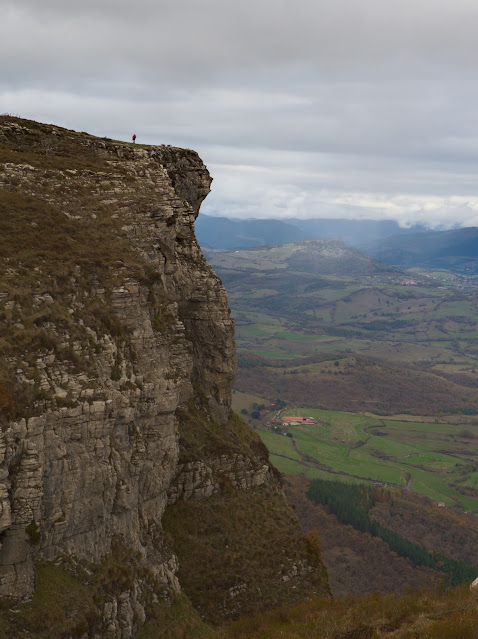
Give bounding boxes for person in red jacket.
[132,134,136,143]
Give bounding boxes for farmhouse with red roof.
[282,416,316,425]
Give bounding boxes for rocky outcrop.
[168,454,273,504]
[0,117,236,600]
[0,117,327,635]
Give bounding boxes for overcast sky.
[3,0,478,227]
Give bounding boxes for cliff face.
[0,118,327,637]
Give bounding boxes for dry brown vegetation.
[162,486,329,625]
[370,490,478,569]
[0,116,159,419]
[177,408,272,462]
[284,475,438,596]
[0,543,185,639]
[235,354,478,415]
[166,402,330,623]
[0,190,143,418]
[215,585,478,639]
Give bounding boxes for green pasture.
[402,452,461,472]
[260,431,302,460]
[233,311,283,325]
[277,331,325,342]
[317,287,359,301]
[431,363,477,376]
[360,341,445,363]
[253,349,298,359]
[431,301,476,319]
[267,454,365,483]
[235,324,285,339]
[247,288,280,298]
[285,408,374,440]
[269,455,308,476]
[225,256,478,507]
[296,334,346,345]
[381,419,476,438]
[307,308,333,322]
[384,283,450,297]
[259,407,478,511]
[370,413,436,422]
[458,471,478,490]
[228,266,478,386]
[231,390,270,414]
[426,339,456,348]
[364,435,423,460]
[300,338,371,353]
[409,268,458,281]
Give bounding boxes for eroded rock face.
[167,454,274,504]
[0,120,328,638]
[0,118,236,599]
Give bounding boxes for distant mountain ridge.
[195,215,308,248]
[361,227,478,274]
[197,215,478,274]
[285,218,425,247]
[196,214,430,249]
[204,238,400,278]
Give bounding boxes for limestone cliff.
[0,117,328,638]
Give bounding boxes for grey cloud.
[3,0,478,227]
[5,0,478,88]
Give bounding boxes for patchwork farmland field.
[206,242,478,415]
[257,407,478,512]
[212,241,478,513]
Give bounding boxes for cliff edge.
[0,117,327,638]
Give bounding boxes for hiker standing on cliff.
[132,134,136,143]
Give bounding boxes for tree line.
[307,478,476,586]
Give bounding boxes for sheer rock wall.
[0,120,327,639]
[0,118,237,599]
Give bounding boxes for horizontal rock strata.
[0,118,327,636]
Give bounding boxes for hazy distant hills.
[206,237,478,416]
[362,227,478,274]
[195,214,422,250]
[284,217,421,247]
[204,238,399,276]
[195,215,308,248]
[197,215,478,274]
